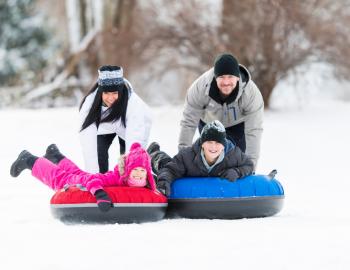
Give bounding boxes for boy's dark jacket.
[157,138,254,185]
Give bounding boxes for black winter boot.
[44,144,65,164]
[147,142,160,155]
[10,150,38,177]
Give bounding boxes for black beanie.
[214,53,240,78]
[98,65,125,92]
[200,120,226,146]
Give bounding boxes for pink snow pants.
[31,157,93,191]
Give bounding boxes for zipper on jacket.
[223,103,230,124]
[225,105,236,121]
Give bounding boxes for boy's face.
[202,141,224,163]
[129,167,147,181]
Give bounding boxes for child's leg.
[44,144,65,164]
[31,158,89,190]
[57,158,87,176]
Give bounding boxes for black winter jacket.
[157,139,254,185]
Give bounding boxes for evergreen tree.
[0,0,51,86]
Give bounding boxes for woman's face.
[102,91,119,107]
[202,141,224,164]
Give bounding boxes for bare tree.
[18,0,350,107]
[24,0,141,104]
[221,0,350,107]
[139,0,350,108]
[87,0,139,75]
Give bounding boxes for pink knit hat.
[121,143,156,190]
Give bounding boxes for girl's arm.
[84,169,122,195]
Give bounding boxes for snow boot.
[10,150,38,177]
[147,142,160,155]
[44,144,65,164]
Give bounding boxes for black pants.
[198,120,246,152]
[97,134,125,173]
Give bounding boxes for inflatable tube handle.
[268,169,277,179]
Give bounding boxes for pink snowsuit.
[31,143,156,195]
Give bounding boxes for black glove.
[157,180,171,196]
[94,189,113,212]
[220,168,240,182]
[151,151,172,174]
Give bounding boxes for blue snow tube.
[167,173,284,219]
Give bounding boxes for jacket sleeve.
[124,93,153,151]
[232,147,254,178]
[178,72,211,150]
[157,150,187,184]
[84,170,122,195]
[242,80,264,169]
[79,90,100,173]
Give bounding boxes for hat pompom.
[129,142,142,151]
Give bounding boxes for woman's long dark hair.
[79,82,129,131]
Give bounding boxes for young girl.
[148,120,254,196]
[10,143,156,212]
[79,65,152,173]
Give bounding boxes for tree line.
[1,0,349,108]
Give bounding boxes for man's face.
[216,75,239,96]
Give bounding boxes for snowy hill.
[1,99,350,270]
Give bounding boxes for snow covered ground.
[1,97,350,269]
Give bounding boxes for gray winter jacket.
[158,139,254,185]
[178,65,264,168]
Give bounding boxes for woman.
[79,65,152,173]
[148,120,254,196]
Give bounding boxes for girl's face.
[129,167,147,180]
[128,167,147,187]
[102,91,119,107]
[202,141,224,164]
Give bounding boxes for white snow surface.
[1,98,350,270]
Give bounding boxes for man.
[178,53,264,169]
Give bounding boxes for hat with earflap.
[98,65,125,92]
[200,120,227,146]
[122,143,156,190]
